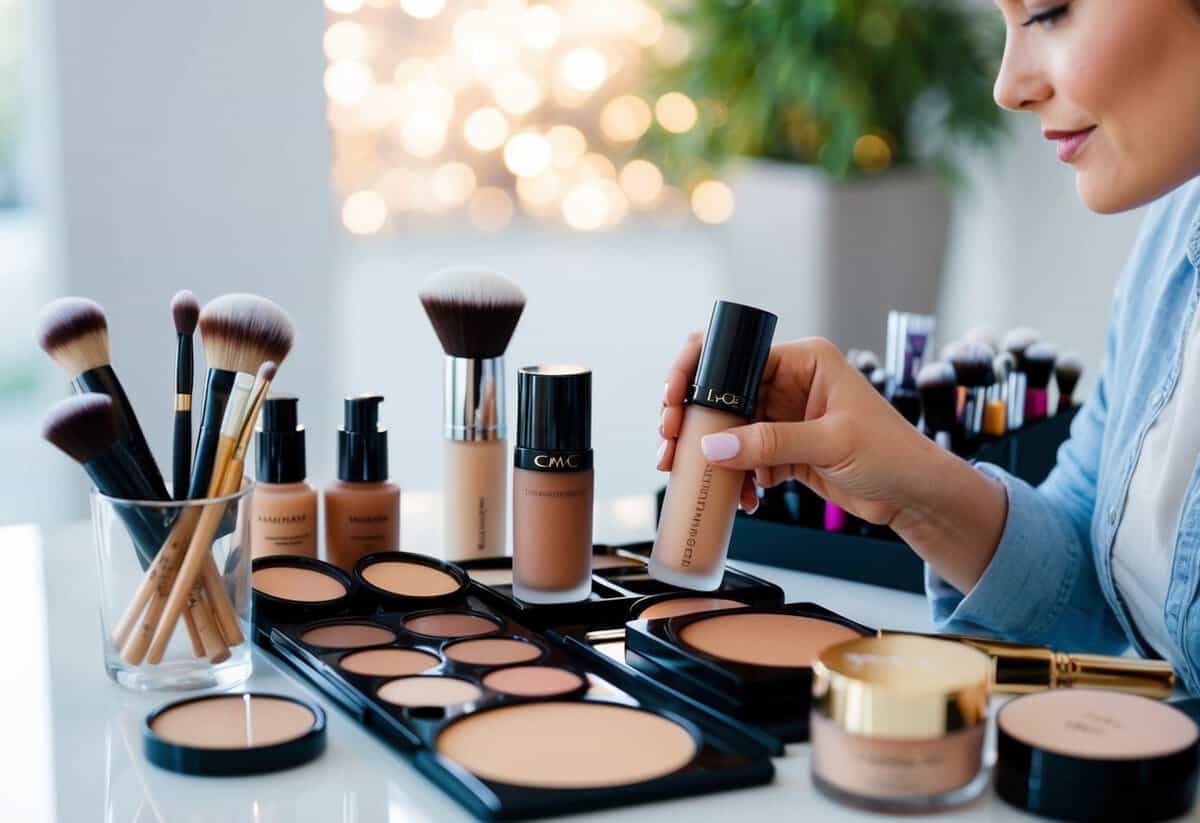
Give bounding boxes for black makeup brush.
[419,268,526,561]
[917,361,958,450]
[171,290,199,500]
[42,394,166,567]
[949,342,994,441]
[853,350,880,376]
[867,367,889,396]
[1023,342,1058,423]
[36,297,169,501]
[1003,327,1041,431]
[1054,351,1083,414]
[191,294,294,500]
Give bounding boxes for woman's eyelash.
[1022,4,1069,27]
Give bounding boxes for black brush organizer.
[656,408,1080,595]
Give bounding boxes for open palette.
[458,542,785,629]
[252,551,775,820]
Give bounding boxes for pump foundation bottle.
[512,366,594,604]
[324,395,400,571]
[250,396,318,559]
[650,301,777,591]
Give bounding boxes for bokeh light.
[561,181,610,231]
[619,159,663,208]
[463,107,509,151]
[600,95,652,143]
[655,92,698,133]
[560,48,608,92]
[400,0,444,19]
[690,180,735,224]
[853,133,893,173]
[469,187,515,232]
[522,5,561,50]
[431,162,477,207]
[342,190,388,233]
[324,21,368,59]
[325,60,373,106]
[493,70,543,116]
[326,0,365,14]
[546,124,587,169]
[503,132,552,177]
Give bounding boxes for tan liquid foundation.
[650,301,777,591]
[512,366,594,603]
[250,396,318,559]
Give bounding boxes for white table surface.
[4,493,1188,822]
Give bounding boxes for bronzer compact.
[623,603,872,743]
[252,550,774,820]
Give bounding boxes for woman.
[657,0,1200,691]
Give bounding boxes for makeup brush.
[42,395,166,566]
[984,354,1013,437]
[1054,351,1083,414]
[419,268,526,561]
[1003,327,1041,431]
[36,297,169,500]
[867,367,889,396]
[1024,342,1058,423]
[190,294,294,500]
[853,350,880,376]
[963,326,998,355]
[949,342,994,441]
[917,362,958,450]
[171,291,199,500]
[146,361,276,664]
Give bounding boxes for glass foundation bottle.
[250,396,318,559]
[512,365,593,604]
[650,300,777,591]
[324,395,400,571]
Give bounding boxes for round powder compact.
[444,636,543,666]
[634,595,748,621]
[301,621,397,650]
[252,557,353,621]
[356,552,467,606]
[996,689,1200,822]
[144,693,326,776]
[403,610,501,639]
[338,647,440,678]
[677,611,864,668]
[481,665,587,698]
[377,675,483,708]
[436,702,698,789]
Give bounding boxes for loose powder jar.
[809,635,992,813]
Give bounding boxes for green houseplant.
[641,0,1005,184]
[639,0,1007,356]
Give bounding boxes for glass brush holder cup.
[90,479,255,691]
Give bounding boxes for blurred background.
[1,0,1144,528]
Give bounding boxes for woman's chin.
[1076,172,1148,216]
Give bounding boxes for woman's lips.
[1044,127,1096,163]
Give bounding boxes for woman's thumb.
[699,420,837,470]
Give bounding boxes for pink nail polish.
[655,439,668,465]
[701,432,740,462]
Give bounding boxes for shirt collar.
[1189,204,1200,269]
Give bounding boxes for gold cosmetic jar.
[810,635,992,813]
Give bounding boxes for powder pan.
[355,551,469,608]
[252,556,356,621]
[144,693,326,776]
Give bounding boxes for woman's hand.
[656,334,1008,593]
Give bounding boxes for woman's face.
[993,0,1200,213]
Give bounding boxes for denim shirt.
[926,175,1200,693]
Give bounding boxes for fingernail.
[658,407,667,437]
[662,382,670,403]
[655,439,668,465]
[701,432,740,461]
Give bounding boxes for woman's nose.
[993,34,1053,112]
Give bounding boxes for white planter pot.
[722,160,950,357]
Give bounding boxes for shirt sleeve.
[925,279,1131,654]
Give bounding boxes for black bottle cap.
[515,366,592,471]
[338,395,388,483]
[257,396,306,483]
[689,300,777,418]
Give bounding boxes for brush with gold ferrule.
[171,290,199,500]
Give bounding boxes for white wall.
[24,0,336,522]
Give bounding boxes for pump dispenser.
[324,395,400,570]
[251,396,318,559]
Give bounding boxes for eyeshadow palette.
[459,542,785,629]
[623,603,874,744]
[252,552,775,820]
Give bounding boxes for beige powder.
[377,675,482,707]
[998,689,1198,759]
[253,566,346,602]
[361,560,461,597]
[301,622,396,649]
[679,612,862,667]
[436,702,698,788]
[339,647,439,677]
[444,637,543,665]
[468,568,514,587]
[403,611,500,638]
[151,696,315,749]
[637,597,747,621]
[482,665,586,697]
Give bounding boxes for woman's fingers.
[664,331,703,408]
[659,404,684,439]
[700,418,843,472]
[655,437,676,472]
[739,473,758,513]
